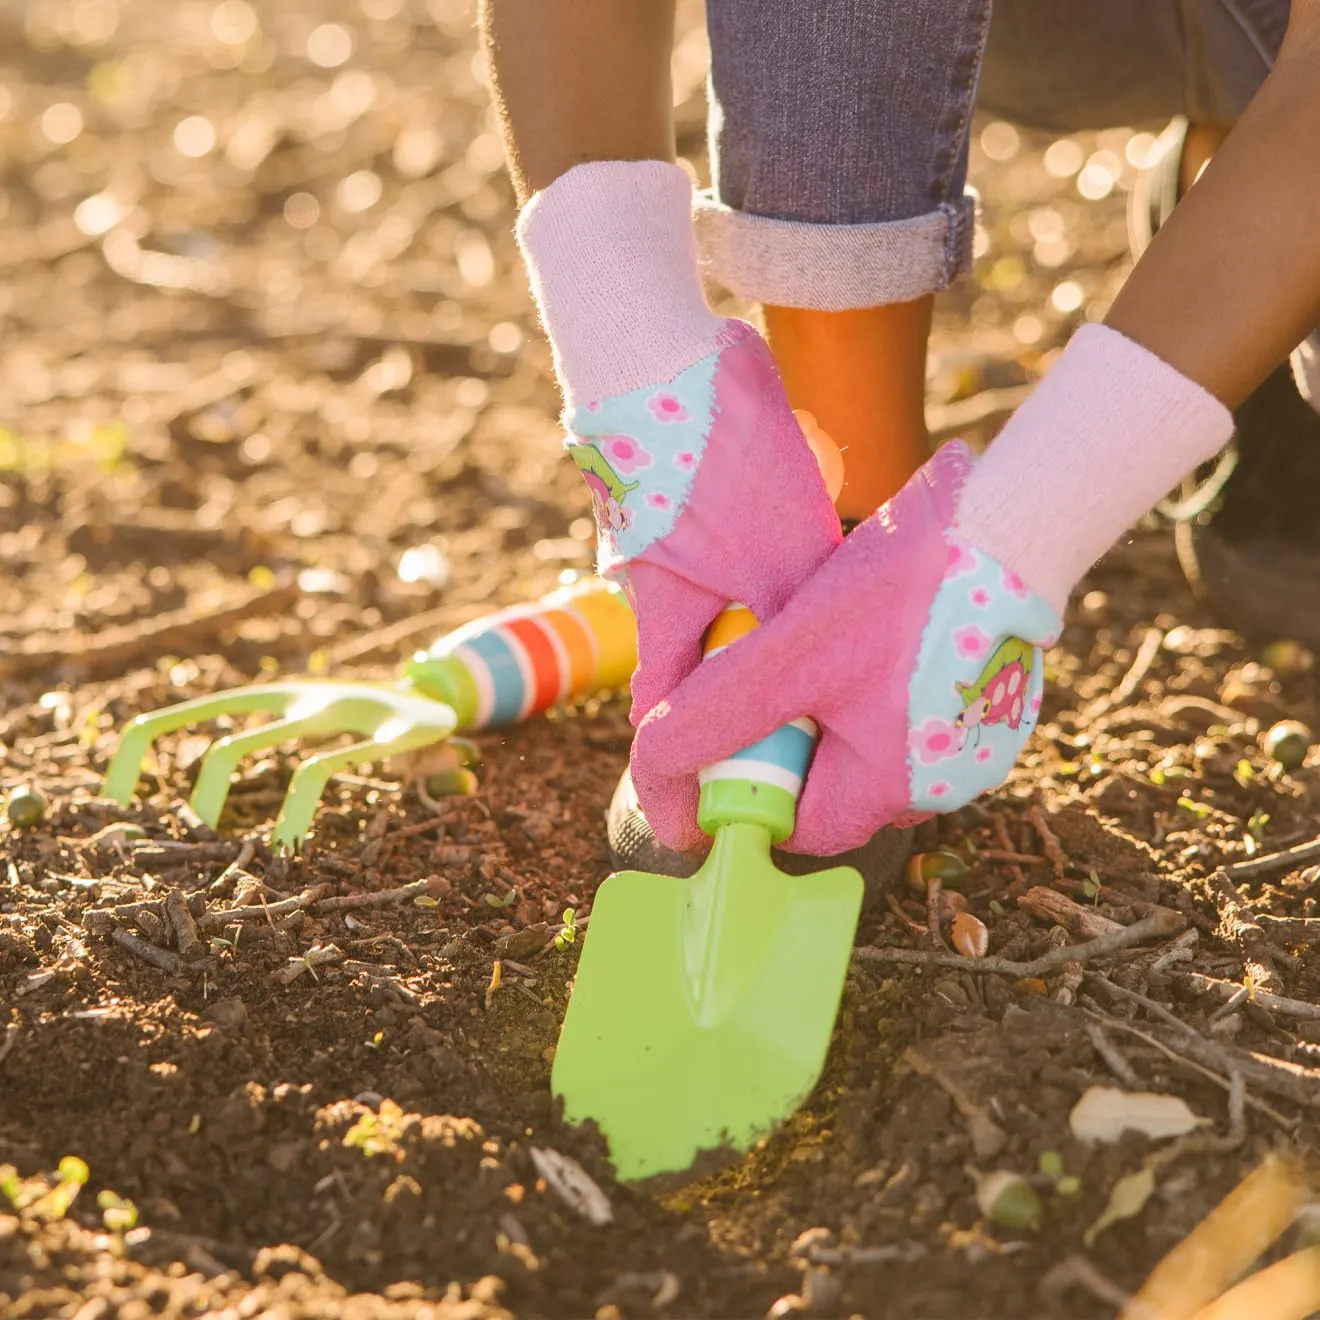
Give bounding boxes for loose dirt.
[3,3,1318,1317]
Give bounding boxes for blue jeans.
[698,0,1290,309]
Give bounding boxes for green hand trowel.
[552,604,864,1182]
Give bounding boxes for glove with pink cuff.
[517,160,841,720]
[631,324,1235,855]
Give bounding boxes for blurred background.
[0,0,1150,684]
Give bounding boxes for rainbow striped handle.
[696,604,816,845]
[403,578,637,730]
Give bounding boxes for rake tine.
[101,685,311,805]
[272,722,457,849]
[189,713,349,829]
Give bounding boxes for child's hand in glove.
[632,323,1233,855]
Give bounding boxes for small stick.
[1040,1255,1134,1316]
[1084,1020,1141,1089]
[1257,914,1320,934]
[975,850,1048,865]
[209,838,258,893]
[1224,836,1320,880]
[1087,1010,1293,1128]
[856,910,1184,978]
[272,943,342,985]
[0,1022,19,1067]
[1179,970,1320,1023]
[111,927,183,974]
[198,885,330,930]
[164,888,200,959]
[1019,885,1123,941]
[312,878,432,913]
[1078,624,1163,724]
[1087,974,1320,1109]
[215,910,306,947]
[884,891,926,938]
[1027,800,1067,879]
[924,877,947,951]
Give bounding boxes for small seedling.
[1177,796,1212,821]
[97,1189,139,1232]
[1038,1149,1082,1198]
[1248,811,1270,843]
[1082,871,1102,903]
[343,1099,407,1161]
[413,895,440,908]
[989,899,1006,917]
[554,907,578,952]
[366,1031,384,1050]
[483,889,517,910]
[1234,759,1255,787]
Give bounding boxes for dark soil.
[2,4,1319,1318]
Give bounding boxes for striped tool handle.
[402,577,637,730]
[696,604,815,845]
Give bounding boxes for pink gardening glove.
[632,324,1235,855]
[518,161,840,719]
[632,442,1060,854]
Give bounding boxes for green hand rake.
[101,578,637,847]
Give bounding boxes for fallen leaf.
[1085,1165,1156,1247]
[529,1146,613,1225]
[1070,1086,1208,1144]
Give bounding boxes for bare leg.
[480,0,676,204]
[763,297,933,520]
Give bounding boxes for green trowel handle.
[696,605,815,845]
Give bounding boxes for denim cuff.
[694,191,976,310]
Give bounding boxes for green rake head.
[101,682,457,848]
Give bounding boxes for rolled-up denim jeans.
[699,0,1290,311]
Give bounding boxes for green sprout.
[1038,1149,1082,1198]
[1177,796,1212,821]
[1248,811,1270,842]
[554,907,578,952]
[97,1189,139,1232]
[483,889,517,910]
[1082,871,1102,904]
[343,1100,407,1161]
[1234,759,1255,787]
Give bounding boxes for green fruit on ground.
[425,768,479,798]
[1263,720,1312,771]
[6,786,47,828]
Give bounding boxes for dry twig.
[164,887,200,959]
[111,927,183,974]
[272,943,343,985]
[1027,800,1067,878]
[1224,836,1320,880]
[1078,624,1163,724]
[312,878,432,913]
[856,910,1183,978]
[1178,970,1320,1023]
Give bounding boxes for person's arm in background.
[1105,0,1320,406]
[630,3,1320,856]
[478,3,843,732]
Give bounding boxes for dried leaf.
[1070,1086,1208,1144]
[1085,1165,1156,1247]
[529,1146,612,1225]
